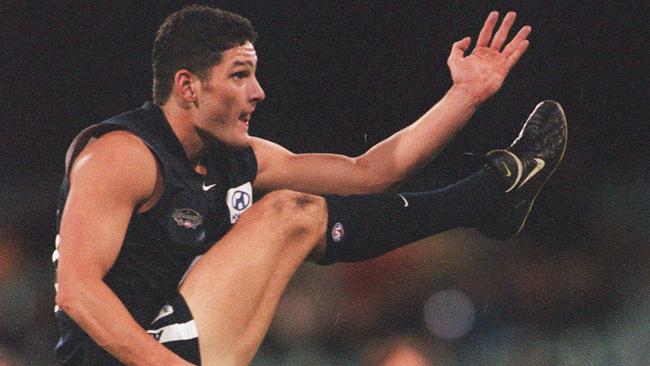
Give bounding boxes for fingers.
[476,11,499,48]
[502,25,532,57]
[490,11,516,50]
[450,11,531,70]
[505,39,530,70]
[448,37,471,65]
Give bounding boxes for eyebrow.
[232,60,256,68]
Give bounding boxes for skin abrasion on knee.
[265,191,327,241]
[286,193,326,238]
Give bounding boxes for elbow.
[55,273,94,315]
[364,178,400,194]
[353,157,404,193]
[55,279,78,313]
[375,178,406,193]
[367,163,414,193]
[355,173,404,194]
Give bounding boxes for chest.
[132,157,254,252]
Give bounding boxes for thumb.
[448,37,471,63]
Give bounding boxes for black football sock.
[319,167,505,264]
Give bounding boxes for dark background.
[1,1,648,365]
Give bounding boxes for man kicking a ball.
[53,6,566,365]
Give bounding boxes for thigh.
[178,191,327,365]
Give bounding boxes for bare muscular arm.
[251,88,477,195]
[55,131,192,366]
[252,12,530,195]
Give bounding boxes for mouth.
[239,112,251,125]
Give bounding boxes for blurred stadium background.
[1,1,648,365]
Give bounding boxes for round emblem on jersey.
[231,190,251,211]
[331,222,345,243]
[172,208,203,229]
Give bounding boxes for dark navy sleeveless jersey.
[53,102,257,363]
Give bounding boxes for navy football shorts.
[147,294,201,365]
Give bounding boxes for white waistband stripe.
[147,320,199,344]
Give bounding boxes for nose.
[250,77,266,103]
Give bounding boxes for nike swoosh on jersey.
[202,182,217,191]
[518,158,546,188]
[151,304,175,323]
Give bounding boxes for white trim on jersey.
[52,234,61,263]
[147,320,199,344]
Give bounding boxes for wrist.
[446,85,483,109]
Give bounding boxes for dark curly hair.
[151,5,257,105]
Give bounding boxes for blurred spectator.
[0,345,24,366]
[0,227,57,365]
[361,335,435,366]
[0,229,37,361]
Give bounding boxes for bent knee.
[266,189,324,211]
[260,189,326,225]
[242,190,327,237]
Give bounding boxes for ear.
[172,69,199,102]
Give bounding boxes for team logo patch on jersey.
[226,182,253,223]
[331,222,345,242]
[172,208,203,229]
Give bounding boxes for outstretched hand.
[447,11,531,104]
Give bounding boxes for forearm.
[359,86,479,187]
[57,279,190,366]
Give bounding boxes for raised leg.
[178,189,327,365]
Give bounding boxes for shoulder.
[68,130,159,205]
[72,130,156,172]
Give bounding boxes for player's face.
[194,41,265,148]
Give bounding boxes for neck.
[160,102,207,164]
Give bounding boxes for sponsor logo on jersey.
[227,182,253,223]
[172,208,203,229]
[232,190,251,211]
